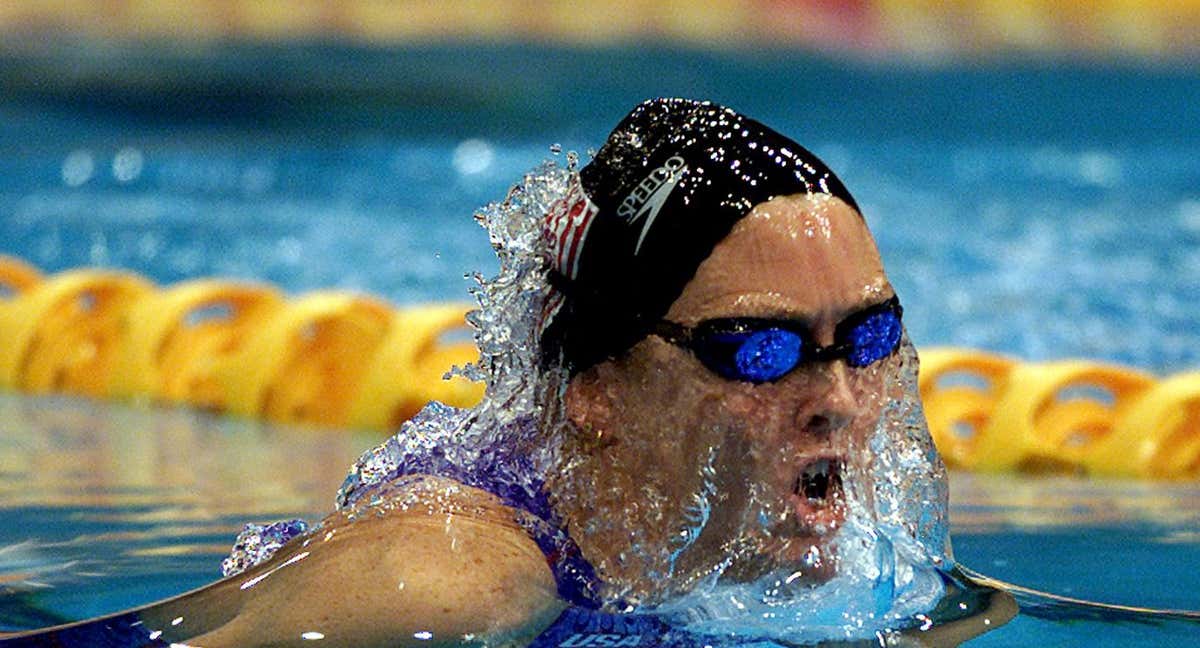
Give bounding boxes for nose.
[800,362,858,438]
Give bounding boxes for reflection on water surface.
[0,393,377,624]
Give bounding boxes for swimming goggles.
[654,296,903,384]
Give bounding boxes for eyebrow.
[701,293,897,327]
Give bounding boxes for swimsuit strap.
[461,458,604,609]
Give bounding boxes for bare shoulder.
[188,476,565,647]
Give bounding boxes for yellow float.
[348,303,482,431]
[110,280,286,408]
[0,262,153,396]
[215,291,395,427]
[1084,371,1200,479]
[919,348,1200,479]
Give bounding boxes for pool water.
[0,43,1198,645]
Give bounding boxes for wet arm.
[183,496,565,647]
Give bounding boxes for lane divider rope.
[2,255,1196,479]
[0,255,482,432]
[919,348,1200,479]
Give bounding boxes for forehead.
[665,193,890,324]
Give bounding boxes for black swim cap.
[541,98,859,374]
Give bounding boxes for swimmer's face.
[560,193,896,598]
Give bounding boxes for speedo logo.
[558,632,644,647]
[615,155,687,254]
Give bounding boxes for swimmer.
[0,99,1015,647]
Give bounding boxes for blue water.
[3,44,1197,369]
[0,42,1198,645]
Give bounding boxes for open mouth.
[789,457,845,531]
[794,458,844,501]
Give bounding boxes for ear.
[563,364,616,441]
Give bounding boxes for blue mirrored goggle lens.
[845,309,903,368]
[694,328,803,384]
[732,328,803,383]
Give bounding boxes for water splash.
[667,445,718,578]
[870,338,952,562]
[334,403,478,507]
[221,520,308,578]
[651,339,950,642]
[222,161,574,579]
[223,157,954,643]
[334,160,574,502]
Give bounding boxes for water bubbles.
[112,147,144,183]
[61,149,95,187]
[452,139,495,176]
[1028,146,1122,188]
[137,233,161,261]
[89,232,109,265]
[276,237,304,265]
[1076,151,1121,187]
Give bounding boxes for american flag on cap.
[543,174,598,281]
[539,174,598,334]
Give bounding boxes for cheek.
[718,387,759,419]
[854,362,890,404]
[636,342,753,421]
[690,375,812,435]
[846,363,892,438]
[698,380,793,436]
[602,343,736,447]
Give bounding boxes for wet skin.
[557,193,894,595]
[1,193,1013,646]
[1,477,565,648]
[178,478,564,647]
